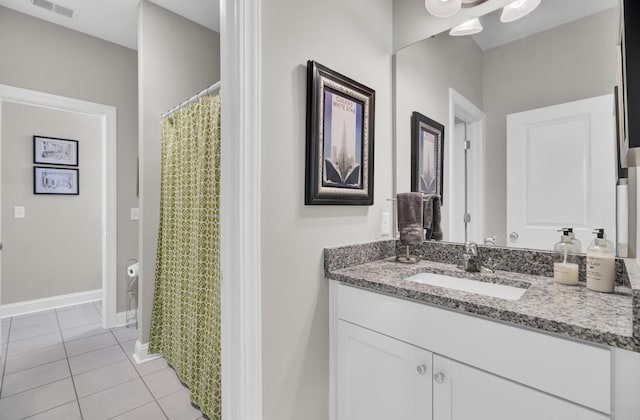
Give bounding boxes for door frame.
[0,84,118,328]
[448,88,486,244]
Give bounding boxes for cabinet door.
[433,355,608,420]
[337,320,432,420]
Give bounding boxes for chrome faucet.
[462,242,481,272]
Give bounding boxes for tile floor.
[0,301,206,420]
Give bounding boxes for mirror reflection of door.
[506,95,616,250]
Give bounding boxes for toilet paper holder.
[126,259,138,329]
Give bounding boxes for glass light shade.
[425,0,462,18]
[500,0,541,23]
[449,18,483,36]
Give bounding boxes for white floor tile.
[4,344,67,375]
[10,312,57,330]
[25,401,82,420]
[73,359,138,398]
[12,310,55,320]
[7,331,63,356]
[68,344,127,375]
[157,389,203,420]
[111,327,138,343]
[56,303,97,314]
[1,359,70,398]
[143,367,185,399]
[58,313,102,331]
[78,378,153,420]
[110,401,168,420]
[61,322,106,342]
[64,331,117,357]
[9,322,60,342]
[0,378,76,420]
[1,323,9,345]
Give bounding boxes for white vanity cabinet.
[432,355,607,420]
[329,281,637,420]
[337,320,432,420]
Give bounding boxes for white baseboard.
[132,340,163,364]
[0,289,102,319]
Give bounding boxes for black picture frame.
[33,135,79,167]
[411,111,444,203]
[305,60,375,205]
[34,166,79,195]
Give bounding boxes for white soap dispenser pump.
[553,228,580,286]
[586,229,616,293]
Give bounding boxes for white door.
[337,320,432,420]
[432,355,608,420]
[506,95,616,250]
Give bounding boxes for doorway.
[448,88,486,244]
[0,85,117,330]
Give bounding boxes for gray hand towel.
[397,192,424,245]
[423,195,435,240]
[423,194,443,241]
[432,195,443,241]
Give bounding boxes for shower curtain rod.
[161,80,221,119]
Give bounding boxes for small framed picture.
[33,135,79,166]
[411,111,444,203]
[305,60,375,205]
[34,166,79,195]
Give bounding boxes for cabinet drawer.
[336,282,612,414]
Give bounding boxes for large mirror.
[394,0,629,254]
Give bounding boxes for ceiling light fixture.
[500,0,541,23]
[425,0,462,18]
[449,18,483,36]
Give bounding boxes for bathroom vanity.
[326,241,640,420]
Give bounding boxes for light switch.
[381,212,391,236]
[14,206,25,219]
[130,208,139,220]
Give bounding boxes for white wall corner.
[132,339,163,364]
[220,0,263,419]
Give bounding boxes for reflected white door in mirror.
[506,95,616,250]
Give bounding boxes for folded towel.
[397,192,424,245]
[423,194,443,241]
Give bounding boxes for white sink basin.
[404,272,526,301]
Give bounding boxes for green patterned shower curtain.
[149,95,221,419]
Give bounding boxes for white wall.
[395,33,484,236]
[1,102,101,303]
[0,6,138,311]
[260,0,393,418]
[482,8,618,244]
[137,0,220,343]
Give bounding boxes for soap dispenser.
[553,228,580,286]
[586,229,616,293]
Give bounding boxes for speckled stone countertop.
[325,240,640,351]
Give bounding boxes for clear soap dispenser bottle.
[586,229,616,293]
[553,228,580,286]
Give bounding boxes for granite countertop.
[325,240,640,352]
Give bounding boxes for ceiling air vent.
[30,0,54,11]
[30,0,75,18]
[53,4,74,18]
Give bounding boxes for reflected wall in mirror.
[394,0,626,253]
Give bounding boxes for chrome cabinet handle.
[416,364,428,375]
[434,372,445,383]
[509,232,519,242]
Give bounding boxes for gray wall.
[0,6,138,311]
[137,0,220,343]
[395,34,484,237]
[482,8,618,244]
[261,0,393,418]
[2,103,101,303]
